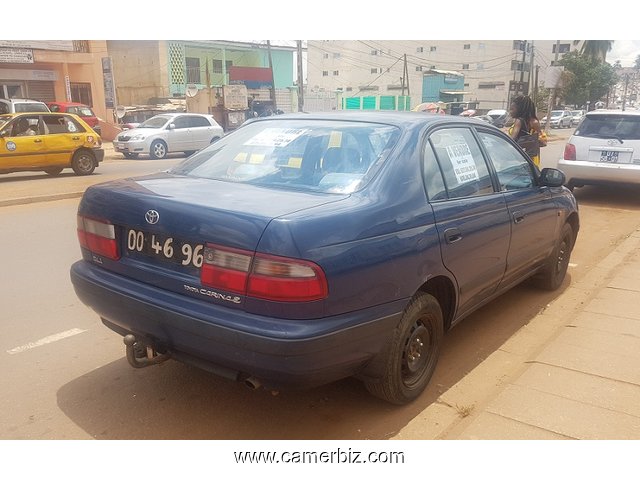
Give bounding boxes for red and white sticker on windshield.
[244,128,307,148]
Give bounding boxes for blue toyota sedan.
[70,112,579,404]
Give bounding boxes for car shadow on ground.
[572,184,640,210]
[0,172,79,184]
[56,281,569,440]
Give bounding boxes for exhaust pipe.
[243,376,262,390]
[124,334,171,368]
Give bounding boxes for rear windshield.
[139,115,171,128]
[14,103,49,113]
[170,119,401,194]
[575,114,640,140]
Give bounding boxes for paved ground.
[394,227,640,439]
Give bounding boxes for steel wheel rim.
[556,237,570,277]
[401,321,431,387]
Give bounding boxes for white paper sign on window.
[446,142,479,184]
[244,128,307,148]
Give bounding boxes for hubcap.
[154,144,165,157]
[78,155,92,171]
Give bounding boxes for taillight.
[200,244,251,294]
[200,244,328,302]
[248,253,328,302]
[564,143,576,161]
[77,215,119,260]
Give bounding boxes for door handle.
[34,139,43,143]
[513,211,525,224]
[444,228,463,244]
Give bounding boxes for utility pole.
[534,65,540,106]
[527,41,534,96]
[296,40,304,112]
[622,73,629,111]
[545,40,561,133]
[267,40,277,111]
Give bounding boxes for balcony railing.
[73,41,90,53]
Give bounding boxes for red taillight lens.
[77,215,119,260]
[248,254,328,302]
[200,244,252,294]
[564,143,576,161]
[199,244,328,302]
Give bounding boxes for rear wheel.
[533,223,574,291]
[44,167,63,176]
[71,150,96,175]
[364,293,444,404]
[149,140,167,159]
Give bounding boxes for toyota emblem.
[145,210,160,224]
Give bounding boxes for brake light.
[77,215,119,260]
[564,143,576,161]
[200,244,328,302]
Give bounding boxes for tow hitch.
[123,334,171,368]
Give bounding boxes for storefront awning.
[440,90,470,95]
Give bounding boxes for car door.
[0,115,46,170]
[166,115,191,152]
[424,127,511,317]
[477,130,561,288]
[42,114,86,165]
[186,115,213,150]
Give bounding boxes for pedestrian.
[508,95,547,167]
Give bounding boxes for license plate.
[126,228,204,269]
[600,151,619,163]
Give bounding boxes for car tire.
[71,150,96,176]
[123,152,139,159]
[364,292,444,405]
[211,137,221,144]
[532,223,574,291]
[44,167,64,176]
[149,140,168,159]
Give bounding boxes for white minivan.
[0,98,50,114]
[113,113,224,159]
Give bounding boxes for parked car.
[113,113,224,159]
[486,109,509,128]
[47,101,101,136]
[0,98,50,114]
[70,112,579,404]
[559,109,640,190]
[0,112,103,176]
[542,110,573,128]
[570,110,585,127]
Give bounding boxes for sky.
[607,40,640,67]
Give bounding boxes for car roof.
[586,109,640,116]
[47,101,90,107]
[245,110,482,128]
[0,98,46,103]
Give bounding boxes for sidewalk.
[394,228,640,440]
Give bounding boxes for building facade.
[307,40,582,112]
[107,40,297,109]
[0,40,109,119]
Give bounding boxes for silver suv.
[558,110,640,190]
[113,113,224,159]
[0,98,50,114]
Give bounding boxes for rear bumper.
[70,260,404,389]
[559,159,640,186]
[93,147,104,164]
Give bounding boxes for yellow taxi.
[0,112,104,176]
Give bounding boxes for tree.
[572,40,614,63]
[559,51,618,107]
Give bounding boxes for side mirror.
[539,168,566,188]
[167,123,175,130]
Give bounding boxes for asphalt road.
[2,133,640,440]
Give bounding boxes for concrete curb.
[0,192,84,208]
[393,227,640,440]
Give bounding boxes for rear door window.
[428,127,495,199]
